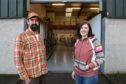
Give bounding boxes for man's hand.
[25,78,31,84]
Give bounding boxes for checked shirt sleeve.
[14,34,28,80]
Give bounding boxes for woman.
[72,21,105,84]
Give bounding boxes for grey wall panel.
[9,0,17,17]
[17,0,23,17]
[115,0,123,17]
[107,0,126,18]
[0,0,26,18]
[0,0,1,17]
[106,0,116,17]
[124,0,126,17]
[0,0,8,17]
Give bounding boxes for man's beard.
[30,24,39,32]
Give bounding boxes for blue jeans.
[75,74,98,84]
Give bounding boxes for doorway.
[29,0,102,72]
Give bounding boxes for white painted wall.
[105,18,126,73]
[0,19,25,74]
[0,18,47,74]
[0,16,126,74]
[89,14,101,42]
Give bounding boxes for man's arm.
[14,34,29,80]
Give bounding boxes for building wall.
[0,19,25,74]
[1,18,126,74]
[89,14,101,42]
[105,18,126,73]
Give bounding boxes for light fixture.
[66,7,80,11]
[71,7,80,10]
[66,13,72,17]
[65,7,80,17]
[66,8,72,12]
[52,3,65,6]
[90,8,99,10]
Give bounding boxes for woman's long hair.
[76,21,94,39]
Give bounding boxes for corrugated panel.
[124,0,126,17]
[0,0,27,18]
[101,0,106,17]
[9,0,17,17]
[106,0,116,17]
[0,0,1,17]
[0,0,8,17]
[106,0,126,18]
[17,0,23,17]
[115,0,123,17]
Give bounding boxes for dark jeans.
[17,74,47,84]
[75,74,98,84]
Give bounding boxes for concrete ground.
[0,73,126,84]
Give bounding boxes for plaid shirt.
[14,29,48,80]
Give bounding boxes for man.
[14,12,48,84]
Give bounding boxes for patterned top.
[14,29,48,80]
[74,37,104,77]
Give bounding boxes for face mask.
[31,24,39,32]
